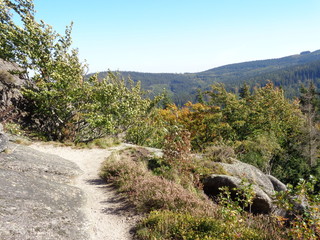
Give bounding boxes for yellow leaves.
[274,215,288,227]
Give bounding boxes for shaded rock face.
[0,133,8,152]
[203,159,287,215]
[0,59,28,121]
[218,159,275,195]
[0,123,8,152]
[203,174,273,214]
[0,143,87,240]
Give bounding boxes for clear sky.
[33,0,320,73]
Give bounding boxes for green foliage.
[274,176,320,240]
[133,82,313,185]
[125,110,166,148]
[136,210,263,240]
[204,82,307,180]
[161,88,173,109]
[0,0,34,62]
[4,122,23,135]
[147,156,172,176]
[218,179,255,215]
[74,137,120,149]
[71,73,154,142]
[299,81,320,167]
[0,0,74,77]
[152,82,306,183]
[22,48,86,141]
[239,83,251,99]
[237,132,281,172]
[0,0,157,142]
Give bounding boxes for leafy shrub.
[125,112,166,148]
[157,102,223,151]
[24,71,156,142]
[274,176,320,239]
[4,122,23,136]
[163,125,191,170]
[1,0,157,143]
[236,131,281,173]
[217,179,255,215]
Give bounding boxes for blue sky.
[33,0,320,73]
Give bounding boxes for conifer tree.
[239,83,251,99]
[299,81,320,167]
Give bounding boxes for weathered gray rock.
[0,134,8,152]
[0,59,26,86]
[267,174,287,192]
[0,123,8,152]
[0,58,29,120]
[203,159,288,215]
[0,143,87,240]
[203,174,273,214]
[217,159,275,195]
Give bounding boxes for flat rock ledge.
[0,142,87,240]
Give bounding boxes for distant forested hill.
[92,50,320,104]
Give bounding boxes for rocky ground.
[0,141,137,240]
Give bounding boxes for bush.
[236,132,281,173]
[274,176,320,240]
[125,112,166,148]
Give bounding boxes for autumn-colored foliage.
[158,102,224,150]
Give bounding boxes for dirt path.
[29,143,136,240]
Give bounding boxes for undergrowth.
[100,147,289,240]
[100,150,215,215]
[136,210,264,240]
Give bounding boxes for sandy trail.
[29,143,135,240]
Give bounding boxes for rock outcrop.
[0,59,28,121]
[0,142,87,239]
[203,159,287,215]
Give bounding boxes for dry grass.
[203,144,236,163]
[13,138,32,146]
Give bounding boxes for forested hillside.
[244,60,320,98]
[93,50,320,104]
